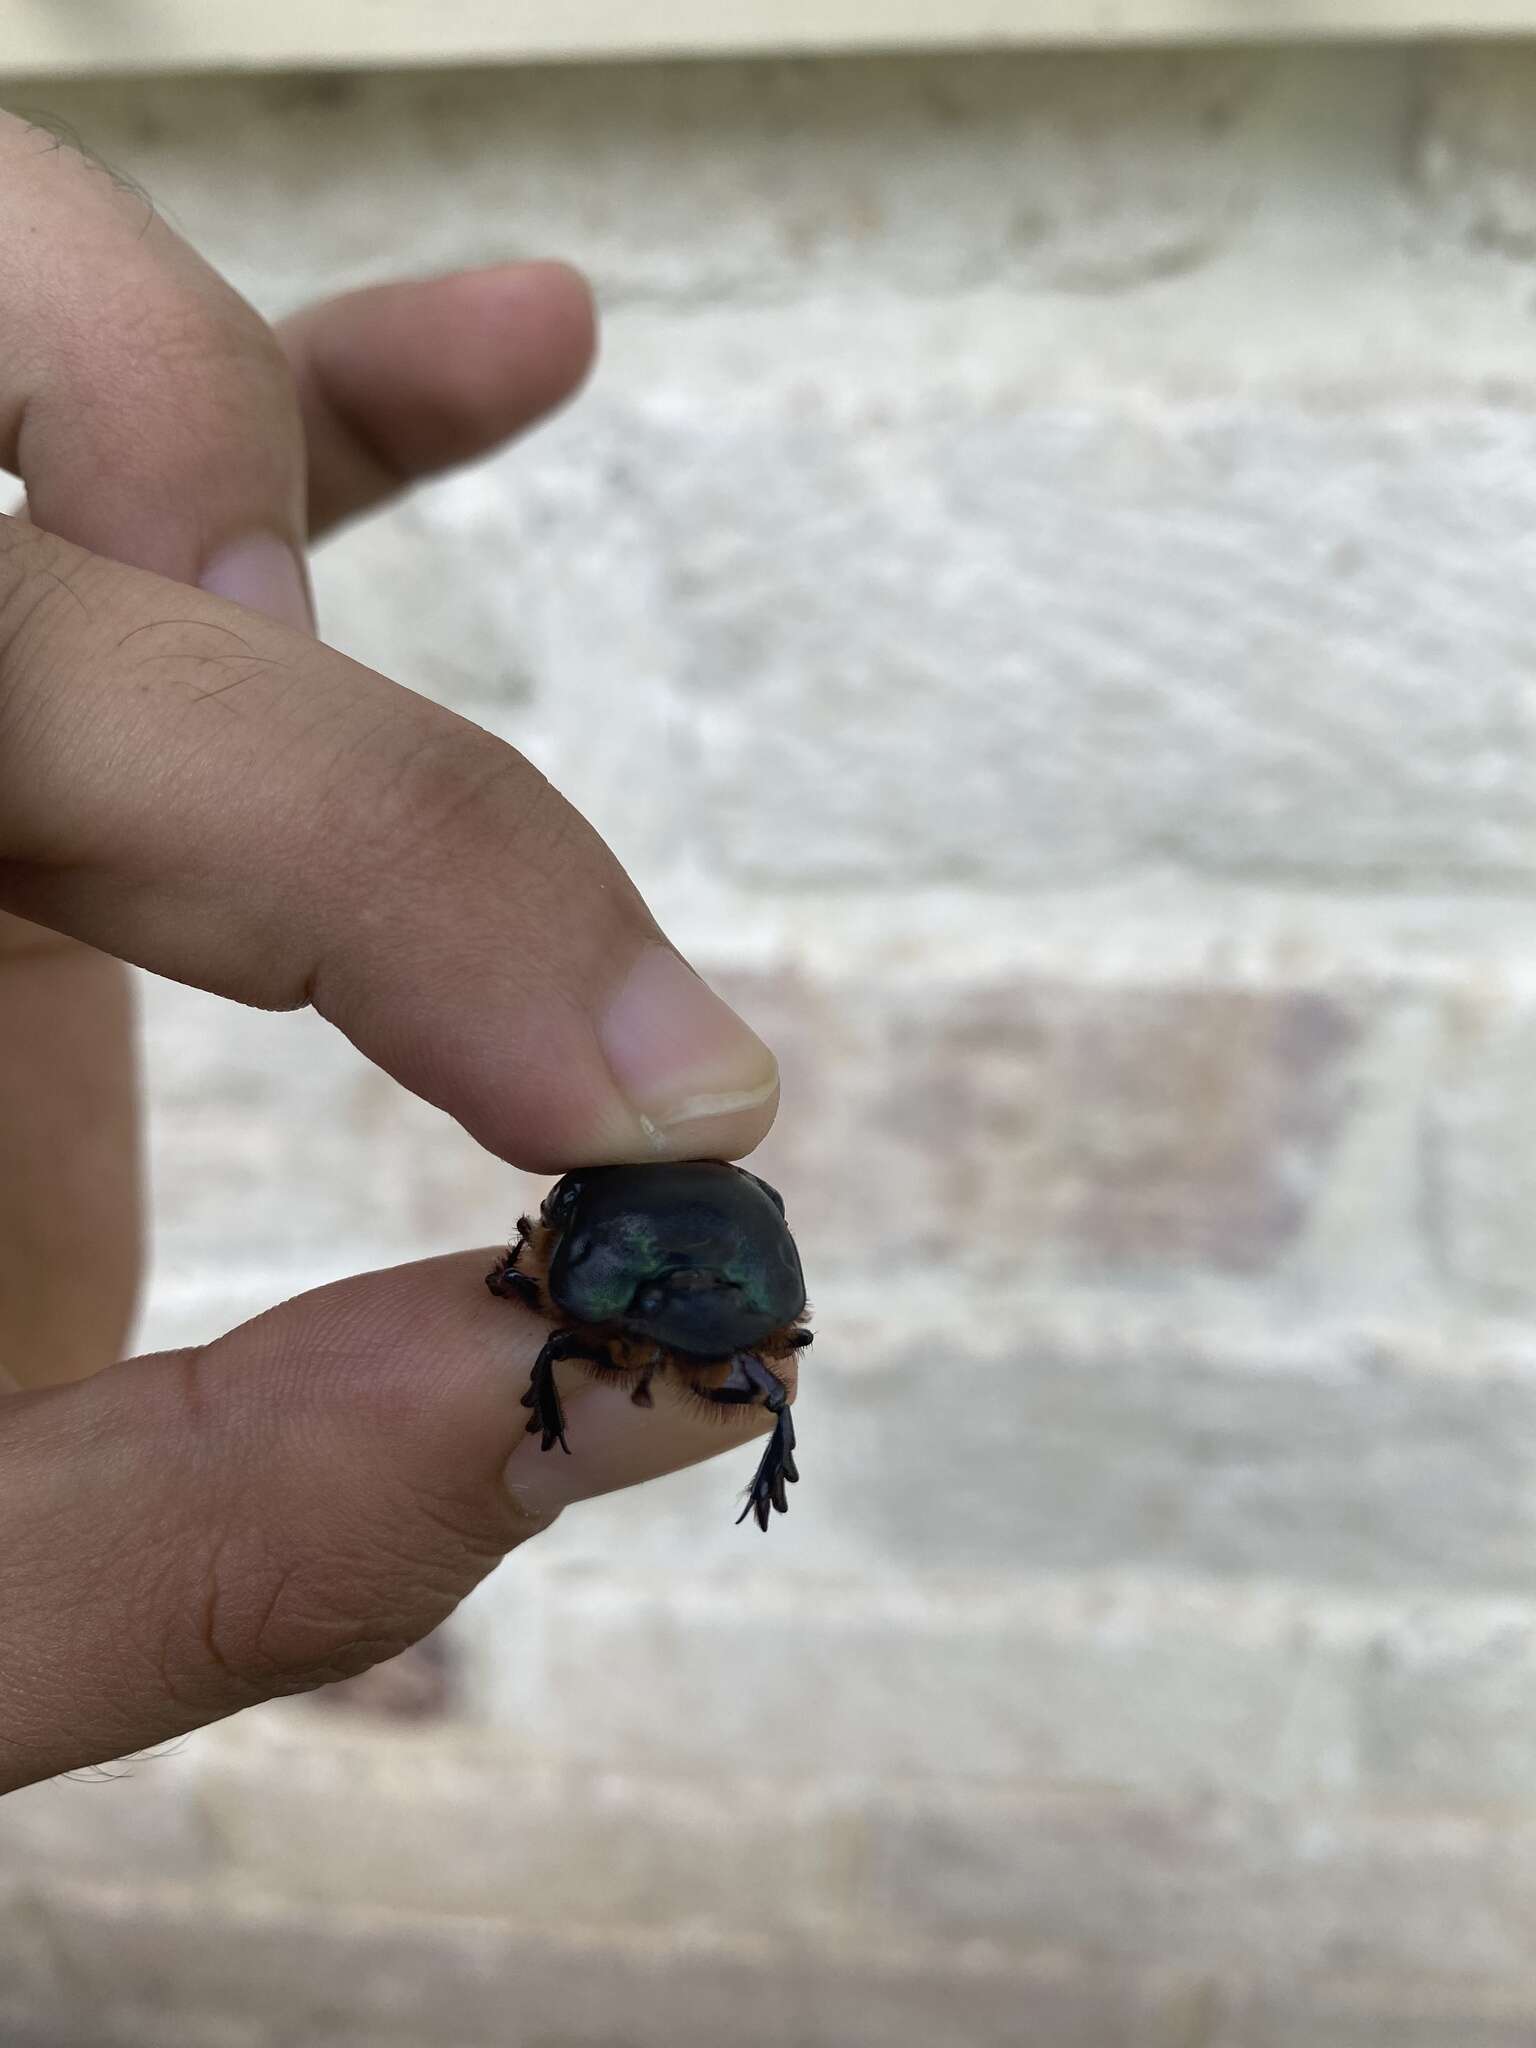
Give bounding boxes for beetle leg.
[522,1332,610,1454]
[737,1400,798,1534]
[787,1328,814,1350]
[705,1353,799,1533]
[630,1369,655,1408]
[706,1350,772,1405]
[485,1251,541,1311]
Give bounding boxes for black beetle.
[486,1160,812,1531]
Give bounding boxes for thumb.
[0,1252,777,1793]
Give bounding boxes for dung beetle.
[486,1160,812,1531]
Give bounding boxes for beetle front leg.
[737,1401,797,1534]
[486,1219,541,1309]
[522,1331,610,1454]
[708,1353,800,1533]
[486,1255,541,1310]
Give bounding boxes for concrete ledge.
[10,3,1536,81]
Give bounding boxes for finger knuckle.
[154,1513,434,1710]
[151,1354,501,1709]
[337,716,542,882]
[187,1532,414,1703]
[110,275,295,413]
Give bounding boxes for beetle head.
[541,1172,585,1229]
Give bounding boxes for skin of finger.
[281,263,598,538]
[0,108,306,577]
[0,521,776,1171]
[0,111,312,1384]
[0,255,600,1387]
[0,922,139,1385]
[0,1251,782,1792]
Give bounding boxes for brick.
[23,1805,1536,2032]
[36,1972,1484,2048]
[465,1566,1536,1820]
[651,400,1536,890]
[860,1787,1536,1979]
[0,1883,68,2006]
[311,400,1536,897]
[187,1737,849,1929]
[138,959,1371,1307]
[22,1574,1536,1899]
[1355,1601,1536,1812]
[1214,1972,1536,2047]
[0,1767,219,1891]
[302,1631,460,1723]
[15,1879,1200,2048]
[454,1569,1360,1804]
[137,974,547,1296]
[0,2031,127,2048]
[0,2015,260,2048]
[722,965,1367,1283]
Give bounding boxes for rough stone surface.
[12,39,1536,2048]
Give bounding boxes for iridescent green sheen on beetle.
[486,1161,812,1531]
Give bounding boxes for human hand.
[0,114,784,1794]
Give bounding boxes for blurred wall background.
[8,42,1536,2047]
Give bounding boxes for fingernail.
[199,533,315,634]
[502,1415,593,1521]
[598,944,779,1154]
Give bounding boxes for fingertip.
[595,944,781,1165]
[423,259,598,425]
[380,937,781,1179]
[502,1368,778,1523]
[285,260,599,535]
[502,259,599,392]
[230,1251,780,1524]
[640,1074,783,1169]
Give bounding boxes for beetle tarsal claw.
[736,1406,799,1534]
[524,1338,575,1455]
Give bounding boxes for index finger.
[0,522,778,1170]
